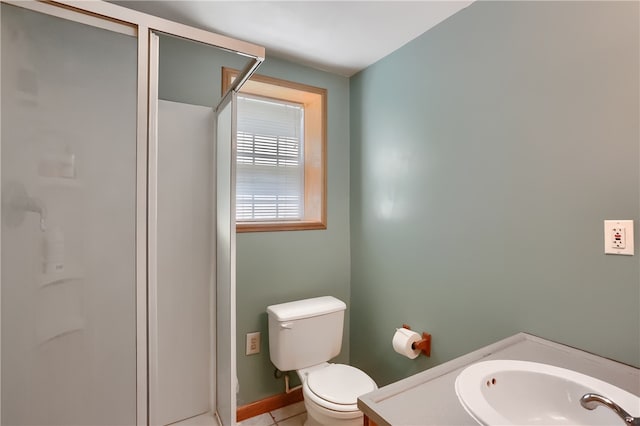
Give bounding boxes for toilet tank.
[267,296,346,371]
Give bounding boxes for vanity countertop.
[357,333,640,426]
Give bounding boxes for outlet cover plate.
[604,220,634,255]
[246,332,260,355]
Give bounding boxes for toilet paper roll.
[392,328,422,359]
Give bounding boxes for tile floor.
[237,401,306,426]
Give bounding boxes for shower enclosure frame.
[0,1,265,425]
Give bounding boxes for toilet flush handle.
[280,322,294,330]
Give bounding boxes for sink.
[455,360,640,425]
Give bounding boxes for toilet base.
[302,398,363,426]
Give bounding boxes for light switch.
[604,220,634,255]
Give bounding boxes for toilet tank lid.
[267,296,346,321]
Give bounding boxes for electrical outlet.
[604,220,634,255]
[246,332,260,355]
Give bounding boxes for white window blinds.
[236,94,304,221]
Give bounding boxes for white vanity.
[358,333,640,425]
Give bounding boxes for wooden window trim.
[222,67,327,232]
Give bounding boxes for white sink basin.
[455,360,640,425]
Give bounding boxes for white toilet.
[267,296,377,426]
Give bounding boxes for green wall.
[158,34,248,107]
[235,58,351,405]
[349,0,640,387]
[157,37,351,405]
[157,0,639,406]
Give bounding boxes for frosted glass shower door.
[215,92,237,426]
[1,4,138,425]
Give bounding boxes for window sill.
[236,220,326,233]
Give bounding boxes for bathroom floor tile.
[237,413,275,426]
[276,413,306,426]
[270,401,306,422]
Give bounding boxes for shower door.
[2,2,263,425]
[149,30,252,426]
[1,3,139,425]
[215,91,238,426]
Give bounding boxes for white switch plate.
[604,220,634,255]
[246,332,260,355]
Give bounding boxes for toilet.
[267,296,377,426]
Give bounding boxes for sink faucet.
[580,393,640,426]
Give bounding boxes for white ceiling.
[114,1,473,77]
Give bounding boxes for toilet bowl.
[298,363,377,426]
[266,296,378,426]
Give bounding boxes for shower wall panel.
[156,100,213,425]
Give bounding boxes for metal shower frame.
[0,1,265,424]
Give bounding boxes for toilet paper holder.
[402,324,431,357]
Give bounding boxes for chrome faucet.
[580,393,640,426]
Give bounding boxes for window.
[236,95,304,221]
[222,68,326,232]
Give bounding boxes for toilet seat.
[303,364,376,413]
